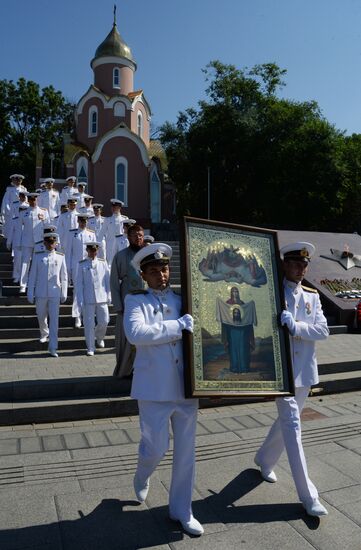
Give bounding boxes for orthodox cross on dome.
[113,4,117,26]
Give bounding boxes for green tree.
[0,78,75,194]
[160,61,360,232]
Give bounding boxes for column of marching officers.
[1,173,140,358]
[1,174,331,536]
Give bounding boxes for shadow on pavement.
[0,470,320,549]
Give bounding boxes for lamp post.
[207,166,211,220]
[49,153,55,178]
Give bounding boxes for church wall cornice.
[92,124,150,166]
[76,86,132,120]
[91,55,136,71]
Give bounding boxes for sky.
[1,0,361,134]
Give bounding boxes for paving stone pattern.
[0,392,361,548]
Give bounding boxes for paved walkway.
[1,391,361,549]
[0,331,360,384]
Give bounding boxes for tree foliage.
[0,78,75,194]
[160,61,361,232]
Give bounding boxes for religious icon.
[180,216,293,398]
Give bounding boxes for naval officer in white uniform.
[19,193,50,293]
[123,243,203,536]
[254,242,329,517]
[99,199,129,265]
[1,174,27,238]
[60,176,77,203]
[37,178,60,222]
[76,242,111,356]
[69,213,96,327]
[27,232,68,357]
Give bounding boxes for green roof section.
[148,140,168,171]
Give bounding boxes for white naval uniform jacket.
[124,288,186,401]
[7,201,27,248]
[27,250,68,302]
[60,186,77,203]
[1,185,27,219]
[20,206,50,246]
[57,210,78,251]
[69,228,96,269]
[37,189,60,219]
[100,214,129,236]
[87,215,104,236]
[284,280,329,387]
[76,258,111,306]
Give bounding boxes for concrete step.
[0,393,264,426]
[0,304,73,316]
[1,285,76,297]
[318,359,361,375]
[0,325,116,340]
[0,275,16,282]
[0,395,139,426]
[0,313,116,329]
[0,303,117,317]
[0,294,76,306]
[316,370,361,394]
[0,375,132,402]
[0,334,115,352]
[328,325,348,335]
[0,252,11,261]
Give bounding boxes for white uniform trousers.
[35,297,60,351]
[12,245,22,281]
[83,303,109,352]
[20,246,34,288]
[71,264,81,320]
[255,386,318,504]
[136,400,198,521]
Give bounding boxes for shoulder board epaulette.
[35,240,43,244]
[63,186,69,189]
[80,258,88,263]
[131,290,148,295]
[55,251,64,256]
[88,216,95,219]
[40,207,47,211]
[13,200,19,204]
[35,250,45,254]
[13,216,19,220]
[301,285,318,293]
[70,228,78,231]
[98,258,105,261]
[87,229,95,233]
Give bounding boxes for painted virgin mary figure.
[216,289,257,373]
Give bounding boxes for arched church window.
[114,102,125,117]
[77,157,88,183]
[88,106,98,137]
[115,157,128,206]
[137,111,143,138]
[150,168,161,223]
[113,67,120,89]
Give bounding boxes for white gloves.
[281,310,296,335]
[178,313,194,333]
